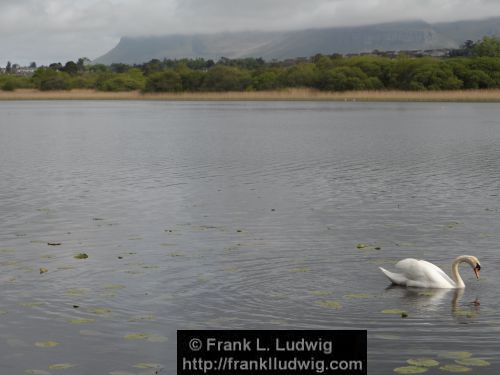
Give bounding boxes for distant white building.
[14,66,36,75]
[0,65,36,76]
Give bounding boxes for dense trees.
[32,68,71,90]
[4,36,500,92]
[144,71,183,92]
[201,65,251,91]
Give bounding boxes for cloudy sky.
[1,0,500,65]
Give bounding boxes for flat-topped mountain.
[94,17,500,64]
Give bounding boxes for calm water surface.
[1,101,499,374]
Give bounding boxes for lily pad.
[439,352,472,360]
[290,267,310,273]
[394,366,428,374]
[382,309,407,315]
[124,333,148,340]
[133,363,163,369]
[310,291,332,296]
[439,364,471,373]
[68,318,95,325]
[103,284,125,290]
[66,288,89,296]
[124,333,167,342]
[20,302,44,308]
[48,363,75,370]
[87,307,112,315]
[0,248,16,253]
[316,300,342,309]
[74,253,88,259]
[141,264,159,269]
[407,358,439,367]
[356,243,367,249]
[455,358,490,367]
[35,341,59,348]
[374,334,400,340]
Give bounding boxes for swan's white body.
[379,255,481,289]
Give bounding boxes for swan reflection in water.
[384,286,480,321]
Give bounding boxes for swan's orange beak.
[474,265,481,279]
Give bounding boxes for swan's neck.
[451,257,466,288]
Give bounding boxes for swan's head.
[473,262,481,279]
[460,255,481,279]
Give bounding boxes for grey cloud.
[1,0,500,65]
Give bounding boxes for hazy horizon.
[1,0,500,65]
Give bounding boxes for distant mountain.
[94,17,500,65]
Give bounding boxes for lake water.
[1,101,499,374]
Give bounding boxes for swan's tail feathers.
[379,267,407,286]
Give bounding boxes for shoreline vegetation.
[3,37,500,101]
[3,88,500,102]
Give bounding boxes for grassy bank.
[3,88,500,102]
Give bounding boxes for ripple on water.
[1,102,500,373]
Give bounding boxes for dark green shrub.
[1,80,16,91]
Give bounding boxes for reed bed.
[2,88,500,102]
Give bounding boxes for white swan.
[379,255,481,289]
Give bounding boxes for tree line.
[3,37,500,93]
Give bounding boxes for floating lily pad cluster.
[124,332,167,342]
[310,290,332,296]
[356,243,382,251]
[48,363,75,370]
[316,300,342,309]
[68,318,95,325]
[10,212,178,374]
[74,253,88,259]
[34,341,59,348]
[109,362,165,375]
[312,291,381,312]
[393,352,491,373]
